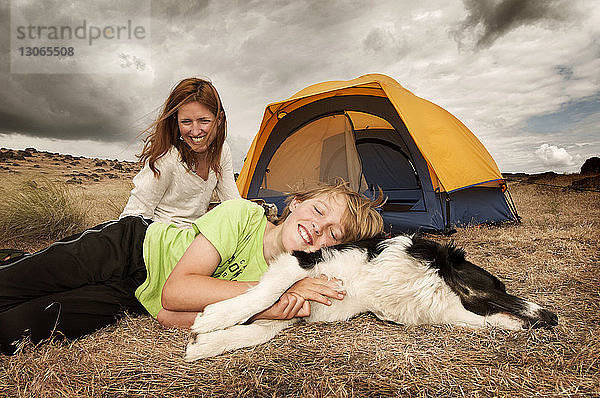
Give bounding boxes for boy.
[0,182,384,354]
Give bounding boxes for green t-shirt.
[135,199,269,317]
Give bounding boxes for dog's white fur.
[185,236,548,361]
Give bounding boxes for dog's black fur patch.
[292,236,385,270]
[408,235,557,327]
[406,236,537,319]
[407,236,505,289]
[335,237,385,261]
[292,250,326,269]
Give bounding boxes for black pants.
[0,216,151,355]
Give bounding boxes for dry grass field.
[0,148,599,397]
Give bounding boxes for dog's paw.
[185,334,226,361]
[190,305,235,334]
[190,311,217,334]
[190,311,204,333]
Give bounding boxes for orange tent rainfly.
[237,74,519,233]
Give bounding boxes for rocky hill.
[0,147,141,184]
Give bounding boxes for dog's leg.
[441,291,554,329]
[365,285,524,330]
[191,254,308,334]
[440,299,525,330]
[185,319,296,361]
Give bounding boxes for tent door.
[353,130,425,212]
[258,112,365,196]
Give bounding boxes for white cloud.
[535,144,574,168]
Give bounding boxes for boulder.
[570,176,600,190]
[581,157,600,174]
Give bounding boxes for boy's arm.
[161,233,256,312]
[160,233,345,326]
[157,309,198,328]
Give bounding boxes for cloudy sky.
[1,0,599,173]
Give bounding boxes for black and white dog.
[185,235,558,361]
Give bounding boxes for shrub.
[0,179,89,244]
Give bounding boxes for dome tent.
[236,74,519,233]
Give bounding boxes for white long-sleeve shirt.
[120,143,241,228]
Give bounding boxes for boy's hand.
[251,276,345,321]
[252,292,310,320]
[286,275,346,306]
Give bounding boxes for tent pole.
[504,188,521,223]
[436,189,453,235]
[445,194,452,233]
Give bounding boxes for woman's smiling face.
[177,101,218,154]
[279,194,347,253]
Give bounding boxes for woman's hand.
[251,276,345,321]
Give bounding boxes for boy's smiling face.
[279,194,347,253]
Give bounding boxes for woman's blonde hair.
[139,78,227,177]
[278,181,386,242]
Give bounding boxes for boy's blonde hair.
[278,181,386,243]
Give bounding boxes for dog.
[185,235,558,361]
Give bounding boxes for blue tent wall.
[449,187,515,228]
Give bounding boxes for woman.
[121,78,240,228]
[0,182,384,355]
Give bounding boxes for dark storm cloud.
[2,0,598,175]
[454,0,579,48]
[0,0,229,145]
[0,74,150,141]
[555,65,573,80]
[0,0,157,142]
[148,0,210,47]
[152,0,209,22]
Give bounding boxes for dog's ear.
[407,235,439,263]
[445,240,466,265]
[407,236,457,282]
[411,231,424,240]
